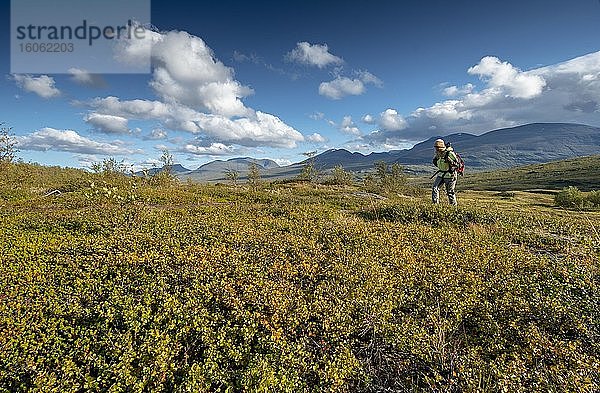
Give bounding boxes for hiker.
[431,138,459,206]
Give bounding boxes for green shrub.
[362,162,407,195]
[1,163,598,392]
[323,165,353,186]
[247,162,262,189]
[586,190,600,207]
[554,186,585,208]
[359,202,498,226]
[555,187,600,209]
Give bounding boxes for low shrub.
[1,164,598,392]
[359,202,498,227]
[555,186,600,209]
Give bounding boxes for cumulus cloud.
[319,77,365,100]
[133,158,163,171]
[179,142,236,156]
[413,100,473,122]
[356,70,383,88]
[319,70,383,100]
[379,109,408,131]
[361,109,408,134]
[148,31,254,117]
[146,128,168,140]
[88,96,304,148]
[467,56,546,99]
[339,116,362,136]
[68,68,106,88]
[307,133,327,143]
[85,113,131,134]
[366,51,600,146]
[91,29,304,150]
[113,23,160,66]
[443,83,474,97]
[286,42,343,68]
[362,114,375,124]
[17,128,137,155]
[89,96,172,119]
[114,28,253,117]
[12,74,60,98]
[193,111,305,148]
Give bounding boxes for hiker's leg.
[445,177,457,206]
[432,177,443,203]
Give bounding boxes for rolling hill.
[151,123,600,182]
[137,164,191,176]
[289,123,600,179]
[458,155,600,191]
[397,123,600,168]
[180,157,279,182]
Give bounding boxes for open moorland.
[0,162,598,392]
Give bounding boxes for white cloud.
[319,77,365,100]
[90,96,172,119]
[379,109,408,131]
[90,96,304,148]
[12,74,60,99]
[319,70,383,100]
[75,155,140,173]
[443,83,474,97]
[339,116,362,136]
[91,29,304,150]
[356,70,383,88]
[148,31,254,117]
[179,142,236,156]
[413,101,472,121]
[362,114,375,124]
[194,111,304,148]
[366,51,600,145]
[146,128,168,140]
[74,154,103,169]
[113,24,160,66]
[307,132,327,143]
[17,128,137,155]
[467,56,546,99]
[286,42,343,68]
[309,111,325,120]
[233,51,261,64]
[539,51,600,75]
[85,113,131,134]
[133,158,163,171]
[68,68,106,87]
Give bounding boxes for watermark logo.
[11,0,151,74]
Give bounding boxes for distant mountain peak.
[178,122,600,181]
[134,163,190,177]
[189,157,279,175]
[301,122,600,171]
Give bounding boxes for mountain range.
[147,123,600,181]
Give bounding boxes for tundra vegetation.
[0,160,598,392]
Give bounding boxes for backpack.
[444,144,465,176]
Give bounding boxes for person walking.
[431,138,459,206]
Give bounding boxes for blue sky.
[2,0,600,170]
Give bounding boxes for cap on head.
[434,139,445,149]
